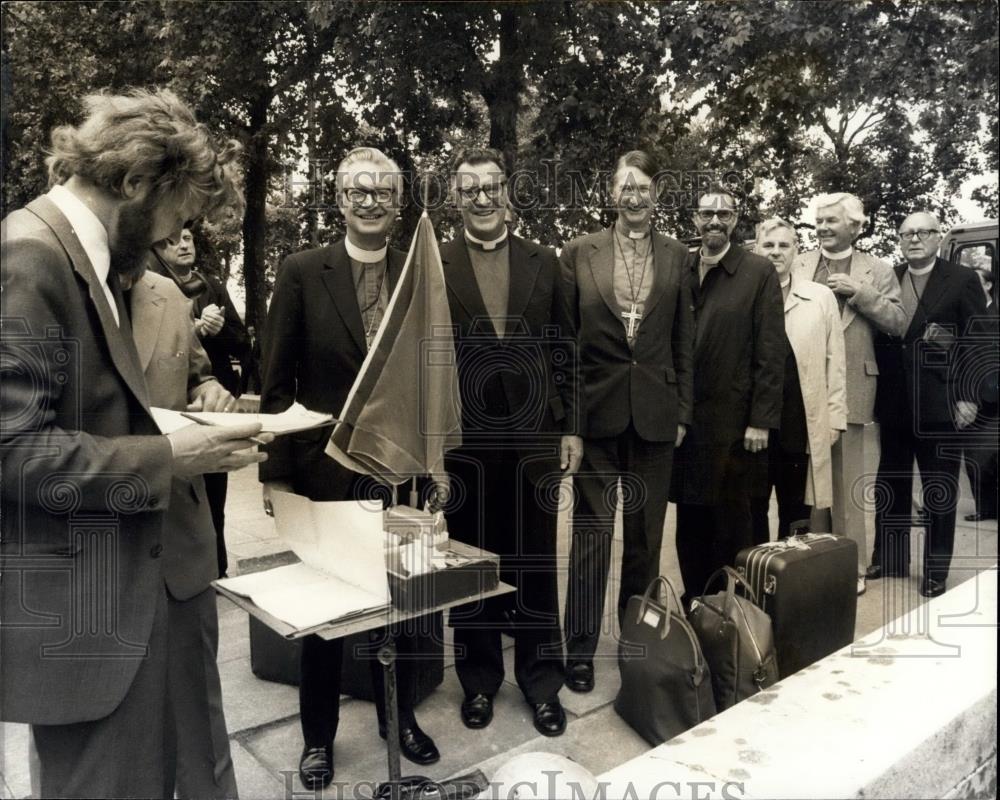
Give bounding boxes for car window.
[955,243,995,271]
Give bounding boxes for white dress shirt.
[47,184,118,325]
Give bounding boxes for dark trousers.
[33,588,170,799]
[750,443,810,545]
[675,499,752,605]
[873,423,961,581]
[964,403,998,518]
[165,588,237,799]
[299,625,422,748]
[565,424,673,664]
[203,471,228,577]
[445,446,565,704]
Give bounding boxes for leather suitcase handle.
[700,566,760,615]
[637,576,684,638]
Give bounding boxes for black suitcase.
[735,532,857,678]
[248,612,445,704]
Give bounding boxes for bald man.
[871,212,987,597]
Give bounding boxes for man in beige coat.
[753,217,846,541]
[792,193,905,594]
[130,268,240,798]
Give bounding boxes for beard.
[109,193,159,282]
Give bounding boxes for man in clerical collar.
[559,150,694,693]
[670,184,785,608]
[792,193,904,595]
[439,146,582,738]
[259,146,441,790]
[871,212,986,597]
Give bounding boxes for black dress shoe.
[919,577,946,598]
[379,721,440,765]
[866,563,909,580]
[565,662,594,693]
[965,512,997,522]
[460,693,494,729]
[299,744,334,790]
[531,700,567,737]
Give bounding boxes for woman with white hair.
[752,218,847,546]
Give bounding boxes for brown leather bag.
[615,576,716,745]
[688,566,779,711]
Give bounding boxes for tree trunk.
[242,93,269,336]
[485,6,522,173]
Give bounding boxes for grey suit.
[792,249,905,569]
[2,197,174,797]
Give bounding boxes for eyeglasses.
[695,209,736,223]
[897,229,941,241]
[344,187,395,205]
[456,182,506,203]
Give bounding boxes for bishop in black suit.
[559,151,694,692]
[439,147,582,738]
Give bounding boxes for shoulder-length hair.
[46,88,243,225]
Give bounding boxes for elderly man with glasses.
[792,192,905,595]
[259,147,441,790]
[870,212,987,597]
[670,185,785,607]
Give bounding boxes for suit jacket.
[874,257,987,428]
[783,277,847,508]
[792,249,905,425]
[259,238,405,501]
[131,271,219,600]
[440,231,579,483]
[560,227,694,442]
[670,243,785,505]
[0,197,173,725]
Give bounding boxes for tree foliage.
[2,0,997,326]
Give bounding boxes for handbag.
[614,576,716,745]
[688,566,779,711]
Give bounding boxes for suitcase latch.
[764,575,777,595]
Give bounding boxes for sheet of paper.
[182,401,334,434]
[217,563,386,630]
[150,406,192,434]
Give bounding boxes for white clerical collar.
[821,245,853,260]
[700,241,730,264]
[47,184,111,282]
[465,228,508,251]
[616,224,650,240]
[907,262,935,276]
[345,236,387,263]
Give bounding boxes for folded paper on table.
[216,490,389,631]
[148,401,335,436]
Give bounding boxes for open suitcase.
[735,529,857,678]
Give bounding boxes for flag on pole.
[325,211,462,486]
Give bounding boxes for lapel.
[441,234,494,336]
[642,230,674,319]
[841,249,874,331]
[784,280,804,314]
[505,234,542,323]
[586,228,620,322]
[901,258,950,341]
[130,274,168,371]
[25,196,151,410]
[320,239,366,354]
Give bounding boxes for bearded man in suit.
[791,192,905,595]
[439,146,583,738]
[559,150,694,693]
[670,185,785,606]
[1,88,265,799]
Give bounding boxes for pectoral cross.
[622,303,642,338]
